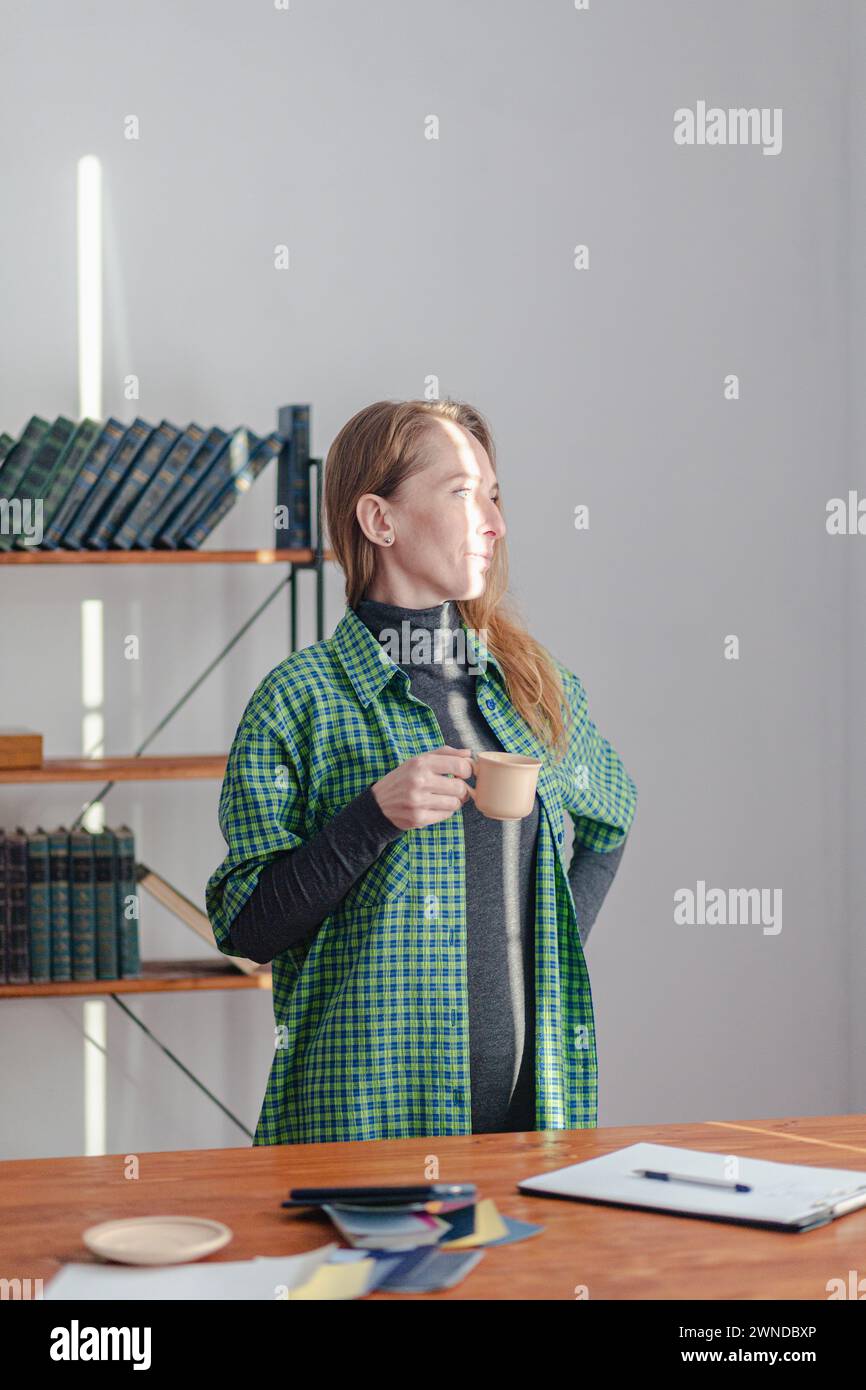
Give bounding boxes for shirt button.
[486,699,495,710]
[557,831,563,844]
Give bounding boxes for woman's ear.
[355,492,392,547]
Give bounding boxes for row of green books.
[0,826,140,983]
[0,403,311,551]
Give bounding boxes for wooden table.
[3,1113,865,1300]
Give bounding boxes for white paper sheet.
[44,1242,341,1300]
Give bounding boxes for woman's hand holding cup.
[371,746,474,830]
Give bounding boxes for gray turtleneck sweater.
[227,598,628,1134]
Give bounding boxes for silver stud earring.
[385,535,393,544]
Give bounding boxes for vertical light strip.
[83,1001,107,1157]
[81,597,105,835]
[77,155,102,420]
[81,598,104,709]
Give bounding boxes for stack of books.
[280,1187,543,1294]
[0,826,140,983]
[0,403,311,551]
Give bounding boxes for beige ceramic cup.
[466,751,542,820]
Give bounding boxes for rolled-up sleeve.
[205,705,308,957]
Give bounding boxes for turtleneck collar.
[352,594,471,672]
[353,595,462,638]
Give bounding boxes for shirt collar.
[330,603,506,708]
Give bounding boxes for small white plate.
[82,1216,233,1265]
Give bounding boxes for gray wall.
[0,0,856,1156]
[848,0,866,1114]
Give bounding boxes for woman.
[206,399,637,1145]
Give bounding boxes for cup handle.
[464,755,477,802]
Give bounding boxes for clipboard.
[517,1141,866,1232]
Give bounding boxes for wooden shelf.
[0,755,227,783]
[0,548,331,565]
[0,959,272,998]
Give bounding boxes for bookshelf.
[0,547,327,565]
[0,756,227,783]
[0,959,272,999]
[1,411,329,1037]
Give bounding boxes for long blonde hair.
[323,399,569,760]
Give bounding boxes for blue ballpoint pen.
[633,1168,752,1193]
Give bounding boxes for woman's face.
[359,418,507,606]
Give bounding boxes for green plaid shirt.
[206,604,637,1145]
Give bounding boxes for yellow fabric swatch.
[443,1198,508,1248]
[285,1259,374,1300]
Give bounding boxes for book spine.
[12,418,75,501]
[93,830,119,978]
[16,419,101,549]
[182,432,280,548]
[66,418,153,549]
[69,832,96,981]
[274,411,292,550]
[42,419,125,549]
[0,420,49,551]
[176,429,260,543]
[48,830,72,981]
[89,422,180,549]
[0,417,49,506]
[115,829,140,978]
[142,427,228,548]
[290,405,311,548]
[0,418,76,552]
[5,832,30,983]
[155,430,241,547]
[26,833,51,982]
[114,423,206,549]
[291,474,311,548]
